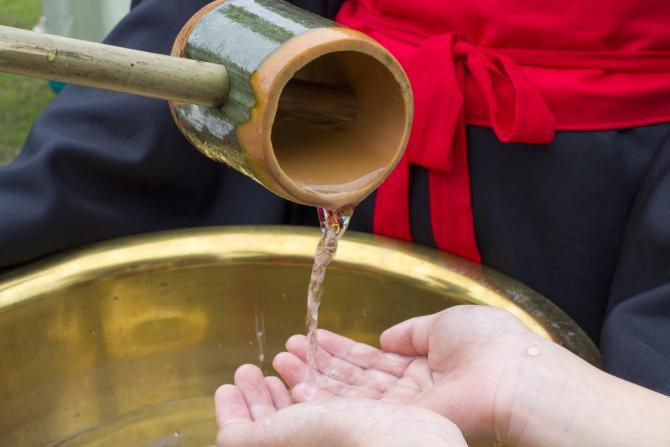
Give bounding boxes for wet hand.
[215,364,467,447]
[273,305,607,447]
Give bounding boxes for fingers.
[285,334,403,391]
[234,364,277,421]
[273,351,382,401]
[285,334,334,373]
[268,351,338,402]
[272,351,309,386]
[315,330,414,377]
[215,370,294,446]
[284,330,414,379]
[265,376,293,410]
[215,384,252,428]
[291,383,335,401]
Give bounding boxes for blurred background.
[0,0,131,165]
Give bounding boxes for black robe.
[1,0,669,395]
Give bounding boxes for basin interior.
[0,228,599,446]
[0,258,459,446]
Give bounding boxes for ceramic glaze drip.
[305,207,353,384]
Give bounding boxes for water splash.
[304,206,353,384]
[146,430,181,447]
[254,300,266,364]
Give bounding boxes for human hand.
[215,364,467,447]
[273,305,670,447]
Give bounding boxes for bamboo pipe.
[0,25,357,128]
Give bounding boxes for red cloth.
[336,0,670,263]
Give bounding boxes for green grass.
[0,0,55,165]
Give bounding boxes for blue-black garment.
[0,0,668,396]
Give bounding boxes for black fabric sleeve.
[0,0,293,270]
[601,131,670,396]
[289,0,345,19]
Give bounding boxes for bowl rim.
[0,225,601,366]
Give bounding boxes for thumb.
[380,312,443,356]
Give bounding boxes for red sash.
[336,0,670,263]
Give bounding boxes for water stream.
[304,206,353,384]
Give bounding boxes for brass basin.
[0,226,599,446]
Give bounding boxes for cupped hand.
[215,364,467,447]
[273,305,600,447]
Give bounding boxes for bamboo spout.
[0,25,357,128]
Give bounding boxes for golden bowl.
[0,226,599,446]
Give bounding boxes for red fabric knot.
[405,33,556,175]
[373,32,556,261]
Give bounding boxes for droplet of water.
[303,383,319,401]
[527,346,540,356]
[326,368,340,379]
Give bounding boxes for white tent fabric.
[43,0,132,43]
